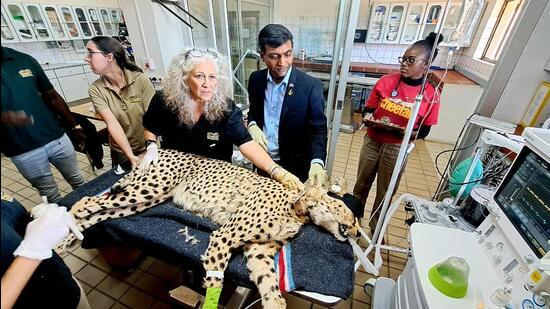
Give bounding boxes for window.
[482,0,523,62]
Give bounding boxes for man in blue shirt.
[247,24,328,184]
[1,46,86,203]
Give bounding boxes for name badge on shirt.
[18,69,33,78]
[207,132,219,141]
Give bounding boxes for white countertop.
[41,61,87,71]
[306,71,378,86]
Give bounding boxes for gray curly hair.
[162,48,232,126]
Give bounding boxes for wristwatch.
[145,139,156,147]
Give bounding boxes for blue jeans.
[10,134,85,203]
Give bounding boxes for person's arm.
[307,79,329,186]
[98,108,139,168]
[137,129,159,175]
[1,257,41,309]
[308,80,328,163]
[239,141,303,191]
[40,89,86,151]
[364,81,383,114]
[1,204,83,309]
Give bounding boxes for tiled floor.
[1,106,452,308]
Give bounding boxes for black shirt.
[1,197,80,309]
[143,91,252,162]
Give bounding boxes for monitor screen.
[494,146,550,258]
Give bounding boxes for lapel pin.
[288,83,294,96]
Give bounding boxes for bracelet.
[269,164,281,178]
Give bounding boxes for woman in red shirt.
[353,32,443,230]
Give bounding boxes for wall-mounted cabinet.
[400,2,427,44]
[42,5,68,40]
[59,5,81,39]
[1,3,20,43]
[5,2,36,42]
[73,7,93,38]
[23,3,53,41]
[440,3,462,45]
[109,8,121,36]
[366,3,389,44]
[382,3,408,44]
[99,8,114,36]
[419,2,446,39]
[86,7,104,36]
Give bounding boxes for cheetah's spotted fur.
[61,149,359,308]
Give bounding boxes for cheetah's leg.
[244,242,286,309]
[202,227,241,290]
[57,192,170,253]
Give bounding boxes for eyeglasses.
[398,56,427,65]
[184,48,219,60]
[85,51,106,59]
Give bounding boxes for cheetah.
[61,149,360,309]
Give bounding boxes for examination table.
[58,169,356,303]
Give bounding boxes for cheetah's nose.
[338,223,349,238]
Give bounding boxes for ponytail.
[412,32,444,60]
[90,36,143,73]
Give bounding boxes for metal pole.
[325,0,347,134]
[217,0,234,98]
[327,0,360,176]
[207,0,217,50]
[371,0,453,243]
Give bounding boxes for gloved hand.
[270,164,304,191]
[138,143,159,175]
[248,124,268,151]
[308,162,328,186]
[30,196,56,219]
[14,204,83,260]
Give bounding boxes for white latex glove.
[308,163,328,186]
[138,143,159,175]
[30,196,59,219]
[248,124,268,151]
[14,205,84,260]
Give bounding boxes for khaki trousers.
[353,135,406,229]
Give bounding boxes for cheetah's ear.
[290,186,328,216]
[290,192,309,216]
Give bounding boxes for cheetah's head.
[293,187,360,241]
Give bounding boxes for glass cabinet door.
[383,3,408,43]
[420,2,446,39]
[60,6,80,38]
[99,8,114,36]
[109,8,120,36]
[42,5,67,40]
[73,7,93,38]
[440,3,462,45]
[400,3,427,44]
[6,2,36,42]
[1,4,19,43]
[86,8,104,36]
[366,4,389,44]
[23,4,52,41]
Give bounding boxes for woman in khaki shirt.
[85,36,155,170]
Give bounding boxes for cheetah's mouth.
[338,223,349,239]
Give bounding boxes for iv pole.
[358,0,453,273]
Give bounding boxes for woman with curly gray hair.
[141,48,303,190]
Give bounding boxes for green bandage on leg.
[203,287,222,309]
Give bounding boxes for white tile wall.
[7,40,87,64]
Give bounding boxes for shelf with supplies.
[367,1,485,47]
[1,1,124,44]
